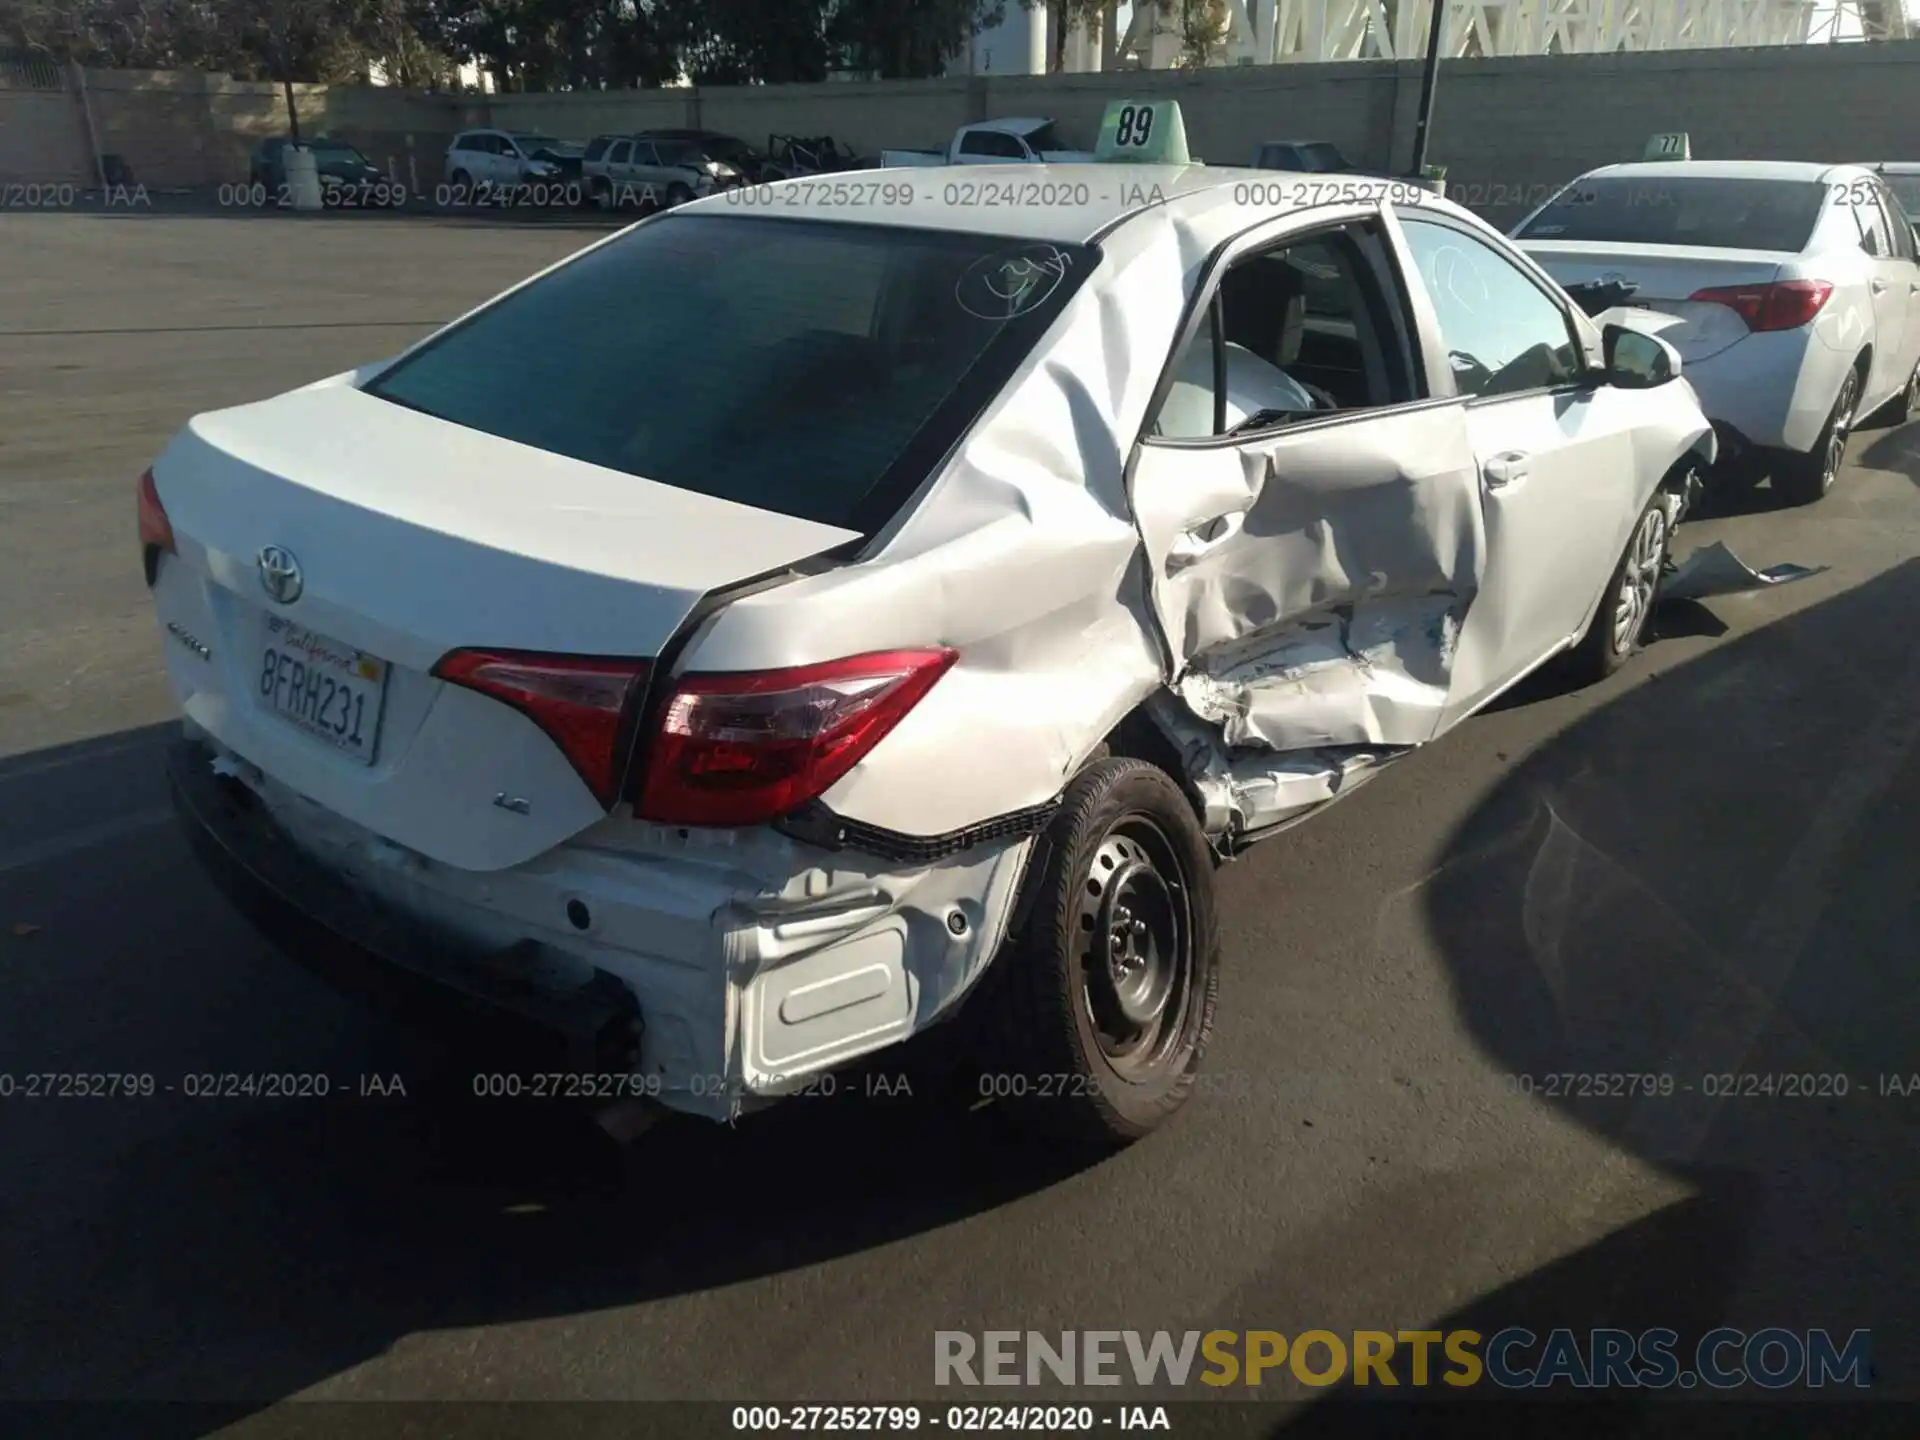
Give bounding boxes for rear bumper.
[1682,333,1850,456]
[167,733,1032,1118]
[167,737,642,1072]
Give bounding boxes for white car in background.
[443,129,570,197]
[142,167,1712,1149]
[1514,160,1920,505]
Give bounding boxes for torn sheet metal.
[1130,397,1487,765]
[1176,592,1464,752]
[1148,692,1406,838]
[1660,541,1828,602]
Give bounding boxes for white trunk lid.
[150,379,858,870]
[1521,241,1788,361]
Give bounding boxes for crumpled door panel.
[1129,403,1485,836]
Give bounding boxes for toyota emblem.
[257,545,304,605]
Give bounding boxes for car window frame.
[1853,197,1889,256]
[1136,204,1433,454]
[1387,208,1598,409]
[1873,185,1916,262]
[607,139,633,166]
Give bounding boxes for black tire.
[665,182,693,208]
[448,168,471,205]
[1775,365,1861,507]
[1566,486,1674,685]
[978,757,1219,1149]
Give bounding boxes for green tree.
[827,0,1006,79]
[660,0,829,84]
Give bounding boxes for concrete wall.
[0,81,94,186]
[4,40,1918,221]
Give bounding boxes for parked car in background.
[581,134,733,210]
[1514,160,1920,505]
[763,134,873,179]
[143,137,1713,1151]
[635,129,769,182]
[443,129,573,199]
[1249,140,1372,174]
[881,118,1094,168]
[249,136,388,200]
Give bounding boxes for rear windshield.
[1886,174,1920,218]
[1515,176,1827,252]
[366,216,1095,533]
[1023,122,1064,153]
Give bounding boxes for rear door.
[1390,212,1647,726]
[605,138,634,202]
[1881,183,1920,386]
[1128,207,1484,775]
[1856,188,1915,405]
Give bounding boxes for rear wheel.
[1566,487,1673,684]
[979,758,1219,1150]
[1775,366,1860,507]
[665,182,693,208]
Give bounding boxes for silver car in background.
[1514,160,1920,505]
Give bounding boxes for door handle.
[1167,509,1248,570]
[1482,451,1531,488]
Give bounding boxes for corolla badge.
[257,545,304,605]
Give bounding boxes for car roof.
[1871,161,1920,174]
[1581,159,1860,182]
[674,162,1454,243]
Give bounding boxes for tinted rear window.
[1516,176,1826,252]
[1886,175,1920,218]
[366,216,1095,533]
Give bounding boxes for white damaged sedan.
[144,149,1713,1147]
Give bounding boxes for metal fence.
[0,54,68,90]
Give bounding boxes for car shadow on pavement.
[1855,421,1920,485]
[1271,559,1920,1428]
[0,722,1097,1427]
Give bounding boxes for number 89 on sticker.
[1095,99,1192,164]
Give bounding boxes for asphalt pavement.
[1,209,1918,1430]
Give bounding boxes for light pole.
[1408,0,1447,178]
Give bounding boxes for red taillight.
[635,648,958,828]
[1688,280,1833,333]
[433,650,650,807]
[138,468,175,582]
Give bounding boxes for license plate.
[257,616,388,764]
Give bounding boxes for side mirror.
[1603,323,1680,388]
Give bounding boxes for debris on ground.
[1660,541,1828,602]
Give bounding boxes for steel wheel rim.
[1823,373,1858,490]
[1077,814,1192,1080]
[1611,504,1668,654]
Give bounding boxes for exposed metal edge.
[775,796,1062,865]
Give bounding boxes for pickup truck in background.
[881,117,1095,168]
